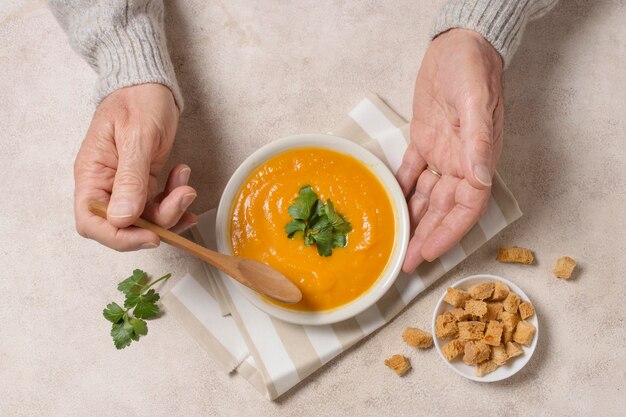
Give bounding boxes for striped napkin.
[162,94,522,400]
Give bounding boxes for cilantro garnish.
[285,185,353,256]
[103,269,171,349]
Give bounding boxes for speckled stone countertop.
[1,1,624,416]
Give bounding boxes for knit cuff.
[432,0,535,68]
[92,10,184,111]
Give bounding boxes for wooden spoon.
[88,200,302,304]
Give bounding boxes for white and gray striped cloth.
[162,94,522,400]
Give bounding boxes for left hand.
[396,28,504,273]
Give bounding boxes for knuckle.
[75,221,88,238]
[119,123,163,154]
[114,170,147,193]
[472,132,493,159]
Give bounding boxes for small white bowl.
[215,133,409,325]
[432,274,539,382]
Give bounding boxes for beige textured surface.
[1,1,625,416]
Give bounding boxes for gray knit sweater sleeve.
[433,0,559,67]
[49,0,183,110]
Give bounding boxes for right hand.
[74,83,198,251]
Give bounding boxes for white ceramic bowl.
[432,274,539,382]
[215,133,409,325]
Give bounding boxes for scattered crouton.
[441,339,464,361]
[468,282,495,300]
[384,354,411,376]
[490,281,510,301]
[503,292,521,314]
[496,247,534,264]
[513,321,536,347]
[457,321,486,341]
[505,341,524,358]
[484,321,504,346]
[463,341,491,365]
[402,327,433,349]
[491,345,508,365]
[435,312,458,339]
[465,299,488,318]
[475,360,498,377]
[554,256,576,279]
[518,301,535,320]
[449,308,470,322]
[443,287,470,307]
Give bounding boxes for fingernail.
[140,242,159,250]
[108,201,134,218]
[180,193,197,211]
[179,168,191,185]
[474,165,492,187]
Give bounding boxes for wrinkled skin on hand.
[74,83,198,251]
[397,29,504,272]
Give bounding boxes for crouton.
[464,299,488,318]
[402,327,433,349]
[463,341,491,365]
[449,308,470,322]
[498,311,520,333]
[513,320,536,347]
[503,292,521,314]
[443,287,470,307]
[435,312,458,339]
[496,247,534,264]
[475,360,498,377]
[554,256,576,279]
[384,354,411,376]
[490,281,510,301]
[505,341,524,358]
[468,282,495,300]
[518,301,535,320]
[484,302,504,322]
[457,321,486,341]
[502,329,514,344]
[483,321,504,346]
[491,345,508,365]
[441,339,464,361]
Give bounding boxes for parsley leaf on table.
[285,185,353,256]
[103,270,171,349]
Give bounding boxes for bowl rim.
[431,274,539,382]
[215,133,410,325]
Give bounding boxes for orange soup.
[230,147,395,311]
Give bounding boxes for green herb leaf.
[117,269,148,296]
[105,270,171,349]
[133,289,160,319]
[285,220,306,238]
[285,186,353,257]
[332,231,347,248]
[287,185,318,220]
[129,317,148,336]
[334,216,353,234]
[111,320,133,350]
[103,302,125,323]
[310,215,330,232]
[313,227,333,256]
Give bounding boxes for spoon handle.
[88,200,235,274]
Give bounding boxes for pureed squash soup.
[230,147,395,312]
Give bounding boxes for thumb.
[107,143,152,228]
[461,110,494,189]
